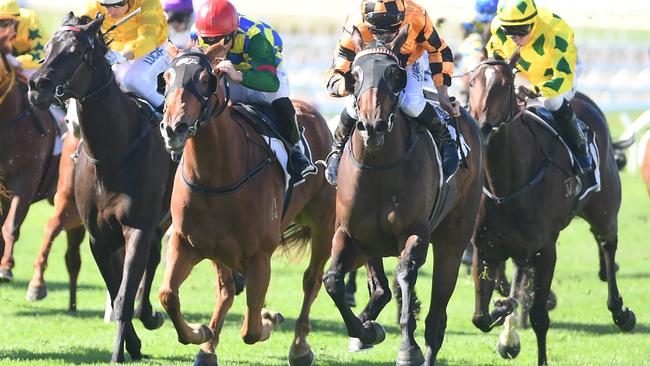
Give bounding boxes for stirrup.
[325,150,341,187]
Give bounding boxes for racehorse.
[26,130,85,311]
[322,26,482,365]
[468,56,636,365]
[28,14,173,362]
[0,50,73,287]
[157,43,335,366]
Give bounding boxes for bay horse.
[28,14,173,362]
[468,57,636,365]
[322,26,482,365]
[157,43,335,366]
[26,130,85,311]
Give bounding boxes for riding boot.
[412,103,459,177]
[552,99,592,175]
[271,97,316,178]
[325,108,357,187]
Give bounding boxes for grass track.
[0,158,649,365]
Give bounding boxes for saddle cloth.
[232,103,316,191]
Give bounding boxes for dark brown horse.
[28,14,173,362]
[322,27,482,365]
[26,130,85,311]
[0,52,66,285]
[157,43,335,366]
[468,57,636,365]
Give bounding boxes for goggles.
[101,0,128,9]
[501,24,533,37]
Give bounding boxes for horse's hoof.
[141,311,164,330]
[194,349,218,366]
[396,346,425,366]
[614,308,636,332]
[288,348,314,366]
[0,268,13,283]
[363,321,386,345]
[348,337,374,352]
[26,283,48,301]
[345,292,357,307]
[110,354,125,363]
[261,308,285,327]
[546,290,557,311]
[497,339,521,359]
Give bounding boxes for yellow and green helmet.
[497,0,538,26]
[0,0,19,20]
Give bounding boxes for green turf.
[0,140,649,365]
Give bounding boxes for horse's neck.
[484,115,549,193]
[351,118,410,167]
[183,108,248,185]
[78,77,139,164]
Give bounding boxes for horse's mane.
[59,13,111,54]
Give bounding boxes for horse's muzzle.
[160,121,189,154]
[27,78,54,110]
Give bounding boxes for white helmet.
[99,0,127,5]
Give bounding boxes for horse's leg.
[89,239,125,362]
[240,250,277,344]
[112,228,154,362]
[159,232,209,345]
[195,261,235,366]
[134,230,164,330]
[495,261,511,297]
[27,205,65,301]
[1,195,31,282]
[348,257,391,353]
[64,226,84,311]
[288,223,331,366]
[323,228,383,345]
[529,244,556,366]
[471,244,512,333]
[591,227,636,331]
[345,269,358,307]
[395,231,429,366]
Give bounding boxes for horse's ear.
[205,43,227,68]
[508,48,521,68]
[86,13,104,34]
[479,47,488,62]
[166,41,181,60]
[388,24,409,54]
[64,11,75,23]
[350,26,363,53]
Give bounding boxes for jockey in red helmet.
[193,0,316,180]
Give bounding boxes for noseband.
[161,52,230,136]
[51,25,114,105]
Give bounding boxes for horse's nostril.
[175,123,189,135]
[356,121,365,131]
[375,121,388,134]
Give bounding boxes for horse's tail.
[279,223,312,260]
[612,134,635,171]
[0,174,10,214]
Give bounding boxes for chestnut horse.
[26,131,85,311]
[29,14,173,362]
[157,44,335,366]
[322,27,482,365]
[469,57,636,365]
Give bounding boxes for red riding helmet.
[195,0,239,37]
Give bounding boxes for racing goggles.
[501,24,533,37]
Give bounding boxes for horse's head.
[28,12,108,109]
[468,55,518,141]
[348,25,408,150]
[158,43,227,161]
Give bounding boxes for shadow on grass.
[553,320,650,334]
[2,278,103,292]
[14,308,105,319]
[0,348,189,364]
[617,271,650,279]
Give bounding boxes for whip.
[102,6,142,36]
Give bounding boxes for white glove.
[105,50,127,65]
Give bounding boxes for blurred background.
[19,0,650,167]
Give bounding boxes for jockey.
[325,0,460,186]
[164,0,194,49]
[486,0,591,174]
[81,0,169,112]
[192,0,316,178]
[0,0,49,82]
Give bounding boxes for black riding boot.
[552,99,592,175]
[272,97,316,178]
[325,108,357,187]
[412,103,459,177]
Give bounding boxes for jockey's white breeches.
[228,66,290,105]
[112,44,170,108]
[515,73,576,112]
[345,59,431,119]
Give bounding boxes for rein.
[347,124,422,170]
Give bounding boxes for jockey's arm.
[13,9,49,70]
[122,0,167,59]
[325,17,357,98]
[238,32,280,92]
[533,33,576,98]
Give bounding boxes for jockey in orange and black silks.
[191,0,316,179]
[324,0,461,186]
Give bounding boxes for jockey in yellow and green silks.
[486,0,591,174]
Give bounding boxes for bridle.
[50,25,114,106]
[159,51,230,137]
